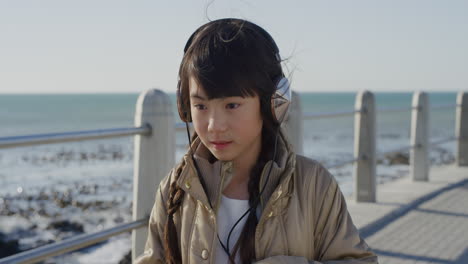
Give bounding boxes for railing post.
[410,91,429,181]
[284,91,303,155]
[132,89,175,261]
[456,91,468,166]
[353,91,376,203]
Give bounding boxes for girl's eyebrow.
[190,94,207,100]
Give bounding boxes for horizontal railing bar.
[0,126,151,150]
[303,110,360,120]
[377,106,415,113]
[429,136,458,147]
[0,219,148,264]
[374,104,458,114]
[327,157,360,169]
[430,104,458,110]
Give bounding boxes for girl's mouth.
[211,141,232,150]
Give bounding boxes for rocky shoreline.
[0,178,132,262]
[0,146,456,263]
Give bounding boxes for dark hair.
[165,18,284,264]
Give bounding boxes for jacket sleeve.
[255,165,378,264]
[310,166,378,263]
[134,173,171,264]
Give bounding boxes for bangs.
[189,58,258,99]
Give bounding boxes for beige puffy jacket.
[135,132,378,263]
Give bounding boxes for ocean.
[0,91,458,262]
[0,91,458,196]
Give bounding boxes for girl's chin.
[209,150,234,162]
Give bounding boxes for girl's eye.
[194,104,206,110]
[226,103,240,109]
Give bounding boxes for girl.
[136,18,378,264]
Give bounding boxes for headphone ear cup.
[177,80,192,122]
[271,77,291,125]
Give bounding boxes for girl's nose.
[207,110,228,133]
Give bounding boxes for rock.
[80,152,88,161]
[46,220,84,233]
[53,191,73,208]
[0,232,21,258]
[0,199,12,216]
[385,152,409,165]
[38,208,50,217]
[72,200,114,211]
[118,251,132,264]
[114,216,124,224]
[30,239,55,249]
[433,147,455,165]
[37,191,50,200]
[112,151,123,160]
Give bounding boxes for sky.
[0,0,467,94]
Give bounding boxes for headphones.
[176,18,291,126]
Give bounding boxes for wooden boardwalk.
[346,165,468,264]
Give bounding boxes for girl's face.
[188,77,263,165]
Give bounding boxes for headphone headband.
[183,18,279,54]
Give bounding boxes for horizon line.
[0,90,464,95]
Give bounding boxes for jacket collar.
[176,129,296,212]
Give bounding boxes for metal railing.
[0,126,151,150]
[0,90,466,264]
[303,101,461,172]
[0,127,152,264]
[303,109,359,119]
[0,219,147,264]
[376,105,415,113]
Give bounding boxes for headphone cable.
[225,125,280,255]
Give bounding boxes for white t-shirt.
[214,195,250,264]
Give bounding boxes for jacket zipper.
[209,162,227,263]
